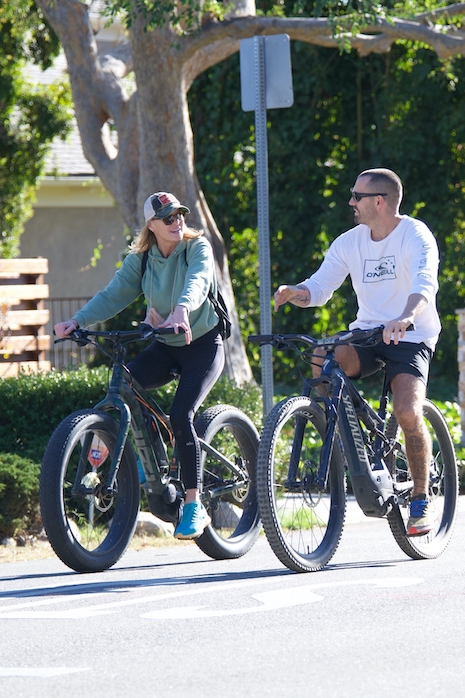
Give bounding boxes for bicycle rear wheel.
[40,409,140,573]
[257,396,346,573]
[194,405,261,560]
[386,399,458,559]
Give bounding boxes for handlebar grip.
[248,335,274,344]
[138,323,181,337]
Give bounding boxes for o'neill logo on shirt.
[363,256,396,283]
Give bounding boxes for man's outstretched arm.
[274,284,311,311]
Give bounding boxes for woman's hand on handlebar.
[159,304,192,344]
[54,318,78,338]
[143,307,166,329]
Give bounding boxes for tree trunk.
[35,0,253,383]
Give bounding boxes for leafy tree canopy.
[189,18,465,393]
[0,0,72,257]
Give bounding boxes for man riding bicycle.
[274,168,441,537]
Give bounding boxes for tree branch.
[35,0,130,187]
[182,7,465,63]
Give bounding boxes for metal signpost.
[240,34,293,416]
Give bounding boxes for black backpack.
[140,249,231,340]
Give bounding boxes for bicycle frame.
[310,352,401,516]
[94,358,174,497]
[274,336,415,519]
[77,338,249,505]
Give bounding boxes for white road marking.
[141,586,324,618]
[141,576,422,619]
[0,667,89,677]
[0,576,423,620]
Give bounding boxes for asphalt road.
[1,500,465,698]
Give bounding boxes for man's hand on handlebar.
[382,318,415,345]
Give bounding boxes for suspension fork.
[92,390,132,495]
[285,374,342,491]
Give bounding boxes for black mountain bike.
[40,326,260,573]
[249,327,458,573]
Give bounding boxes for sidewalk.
[344,494,465,525]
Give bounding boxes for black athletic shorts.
[352,339,433,386]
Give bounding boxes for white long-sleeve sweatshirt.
[301,215,441,350]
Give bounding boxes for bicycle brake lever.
[70,330,88,347]
[138,323,178,338]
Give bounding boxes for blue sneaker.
[407,497,436,536]
[174,502,211,540]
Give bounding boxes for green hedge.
[0,367,109,463]
[0,367,262,538]
[0,454,41,538]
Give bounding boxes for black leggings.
[128,326,225,490]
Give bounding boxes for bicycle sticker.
[87,435,109,468]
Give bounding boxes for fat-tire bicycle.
[40,326,260,573]
[249,327,458,573]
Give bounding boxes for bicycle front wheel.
[194,405,261,560]
[386,399,458,560]
[40,409,140,573]
[257,396,346,573]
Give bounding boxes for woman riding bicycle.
[54,191,225,540]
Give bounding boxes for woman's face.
[148,211,186,256]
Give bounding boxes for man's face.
[349,176,381,226]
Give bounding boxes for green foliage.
[189,37,465,390]
[0,0,72,257]
[0,367,109,462]
[103,0,204,33]
[0,453,41,538]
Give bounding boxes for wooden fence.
[0,258,50,377]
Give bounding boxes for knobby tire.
[257,396,346,573]
[386,399,458,560]
[194,405,261,560]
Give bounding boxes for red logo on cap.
[159,194,173,205]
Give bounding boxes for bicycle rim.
[387,399,458,560]
[257,396,346,573]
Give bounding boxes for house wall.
[21,177,127,300]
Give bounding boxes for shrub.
[0,454,41,538]
[0,366,109,463]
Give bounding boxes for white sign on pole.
[240,34,293,112]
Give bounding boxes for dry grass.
[0,533,187,565]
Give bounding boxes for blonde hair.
[131,221,203,254]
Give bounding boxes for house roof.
[30,5,126,179]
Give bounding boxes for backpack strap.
[141,249,149,279]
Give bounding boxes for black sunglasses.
[350,189,387,202]
[160,212,185,226]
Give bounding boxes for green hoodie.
[74,236,219,346]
